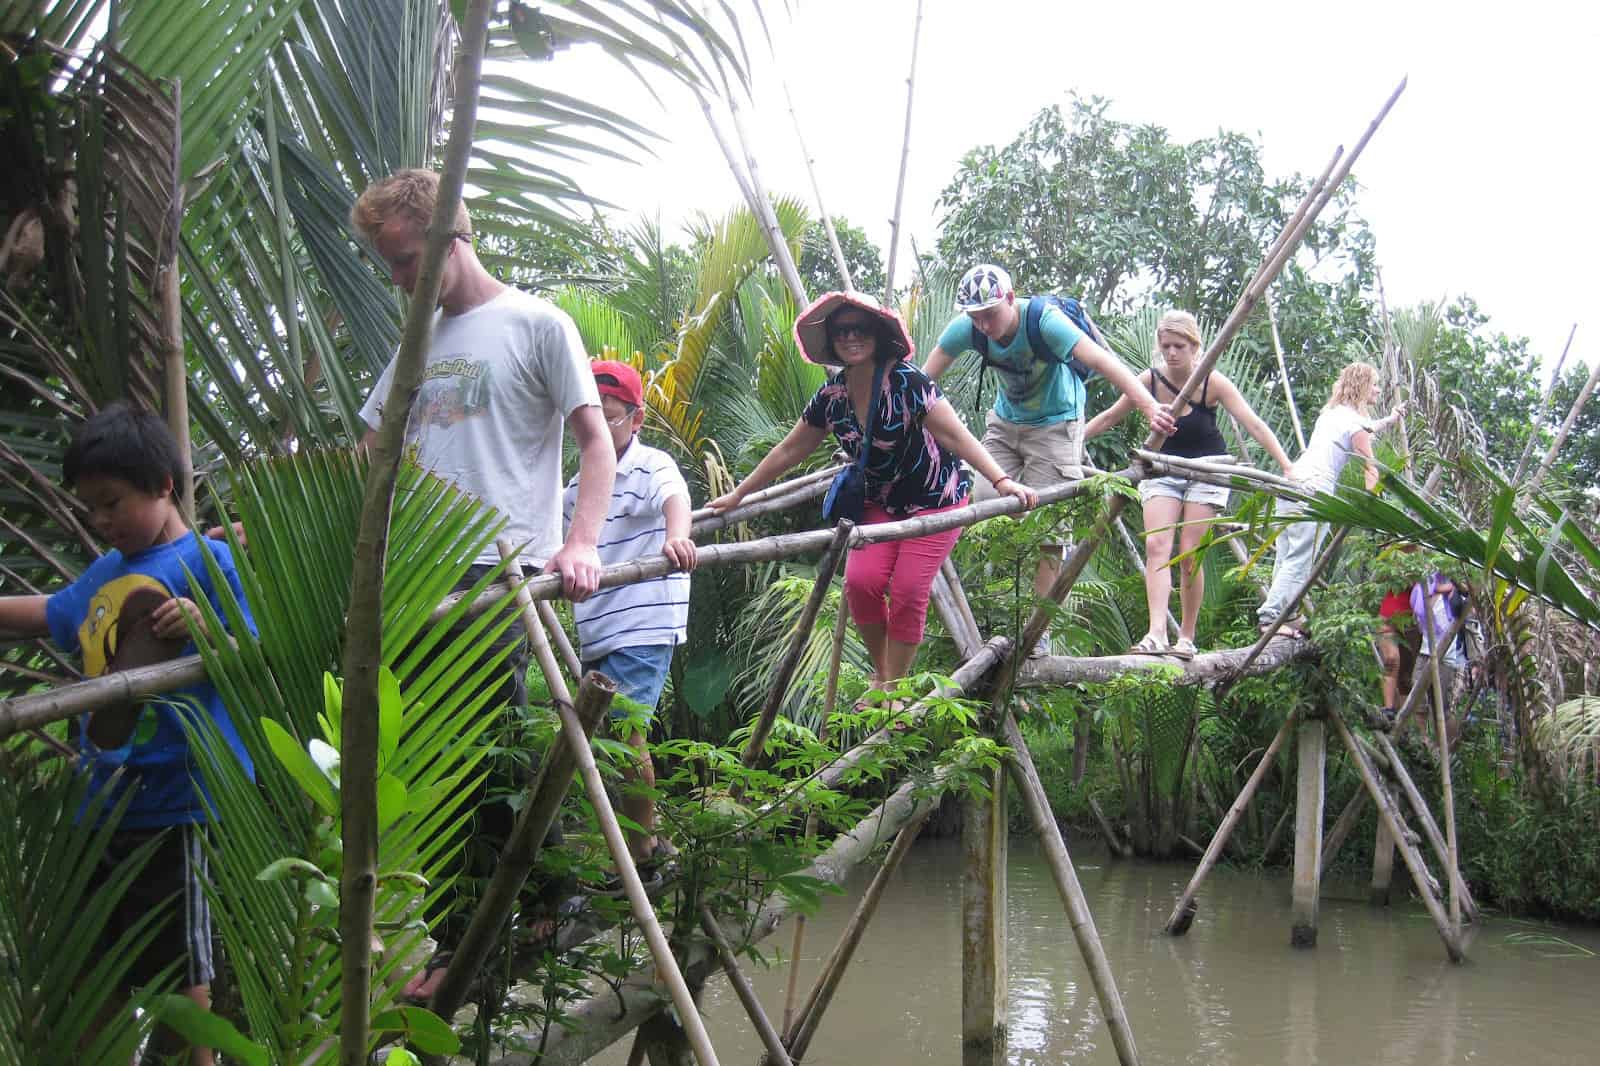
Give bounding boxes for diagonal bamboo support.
[940,557,984,652]
[999,710,1141,1066]
[535,599,583,681]
[783,804,935,1062]
[698,905,794,1066]
[740,520,854,771]
[1328,710,1464,962]
[498,543,724,1066]
[1219,526,1350,696]
[427,671,616,1024]
[1165,711,1299,935]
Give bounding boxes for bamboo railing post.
[1511,323,1576,484]
[961,764,1008,1056]
[427,672,617,1025]
[1329,710,1463,961]
[780,586,852,1033]
[1290,710,1327,947]
[1165,711,1298,934]
[535,599,583,681]
[999,711,1141,1066]
[1264,290,1307,450]
[498,542,723,1066]
[739,520,854,771]
[1528,343,1599,496]
[698,906,794,1066]
[784,805,935,1062]
[336,6,492,1059]
[881,0,923,304]
[1422,592,1462,932]
[779,76,852,292]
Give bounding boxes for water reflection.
[592,835,1599,1065]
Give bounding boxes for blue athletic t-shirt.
[45,532,257,828]
[935,300,1086,425]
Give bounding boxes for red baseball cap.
[591,359,644,407]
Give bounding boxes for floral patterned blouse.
[802,362,972,517]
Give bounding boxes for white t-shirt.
[360,287,597,565]
[1296,405,1370,492]
[562,437,691,661]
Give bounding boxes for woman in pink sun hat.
[709,291,1036,687]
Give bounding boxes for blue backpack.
[970,294,1106,383]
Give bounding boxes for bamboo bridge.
[0,81,1472,1066]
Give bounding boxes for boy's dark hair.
[63,402,185,493]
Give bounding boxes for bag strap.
[855,358,888,470]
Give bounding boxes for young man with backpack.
[921,263,1176,655]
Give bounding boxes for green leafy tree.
[797,215,884,298]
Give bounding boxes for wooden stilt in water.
[1290,714,1326,947]
[961,766,1008,1058]
[785,804,935,1062]
[1329,711,1463,962]
[1369,817,1397,906]
[1000,711,1142,1066]
[1165,711,1299,934]
[498,542,725,1066]
[698,906,794,1066]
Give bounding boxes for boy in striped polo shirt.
[562,360,697,882]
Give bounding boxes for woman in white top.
[1258,361,1404,636]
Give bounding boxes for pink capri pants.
[845,499,968,644]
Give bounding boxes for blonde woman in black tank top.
[1084,311,1295,658]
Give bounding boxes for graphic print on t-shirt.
[405,355,496,465]
[79,572,176,677]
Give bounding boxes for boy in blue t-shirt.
[0,403,255,1065]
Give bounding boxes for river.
[596,835,1599,1064]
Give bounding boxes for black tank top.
[1151,369,1227,459]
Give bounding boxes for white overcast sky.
[525,0,1594,375]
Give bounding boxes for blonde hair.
[350,168,471,242]
[1327,361,1378,412]
[1155,310,1203,352]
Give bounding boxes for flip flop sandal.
[1129,634,1169,656]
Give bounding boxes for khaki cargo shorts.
[973,413,1084,550]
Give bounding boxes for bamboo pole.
[999,710,1141,1065]
[499,542,723,1066]
[336,7,491,1059]
[1089,795,1133,859]
[1528,346,1599,496]
[784,805,935,1061]
[720,66,808,307]
[880,0,923,304]
[930,569,981,659]
[1165,711,1298,935]
[698,906,794,1066]
[740,520,853,770]
[427,672,616,1024]
[689,462,842,523]
[779,76,852,292]
[536,599,583,682]
[1264,290,1307,450]
[159,80,192,521]
[1511,323,1577,484]
[1422,592,1461,932]
[1329,710,1463,962]
[780,574,853,1033]
[939,557,983,648]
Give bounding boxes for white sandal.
[1129,634,1169,655]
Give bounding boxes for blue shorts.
[583,644,675,724]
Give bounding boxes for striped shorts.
[98,822,215,990]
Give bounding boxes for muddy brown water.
[594,835,1599,1065]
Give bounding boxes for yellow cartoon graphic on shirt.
[79,573,173,677]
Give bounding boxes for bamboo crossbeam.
[698,906,794,1066]
[1329,710,1464,962]
[1132,450,1302,496]
[689,470,833,537]
[688,461,841,522]
[499,543,723,1066]
[427,671,616,1025]
[1021,635,1316,688]
[1165,711,1299,935]
[999,710,1141,1065]
[784,804,935,1061]
[740,521,854,770]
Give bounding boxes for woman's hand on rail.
[995,476,1038,510]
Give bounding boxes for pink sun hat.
[794,290,915,367]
